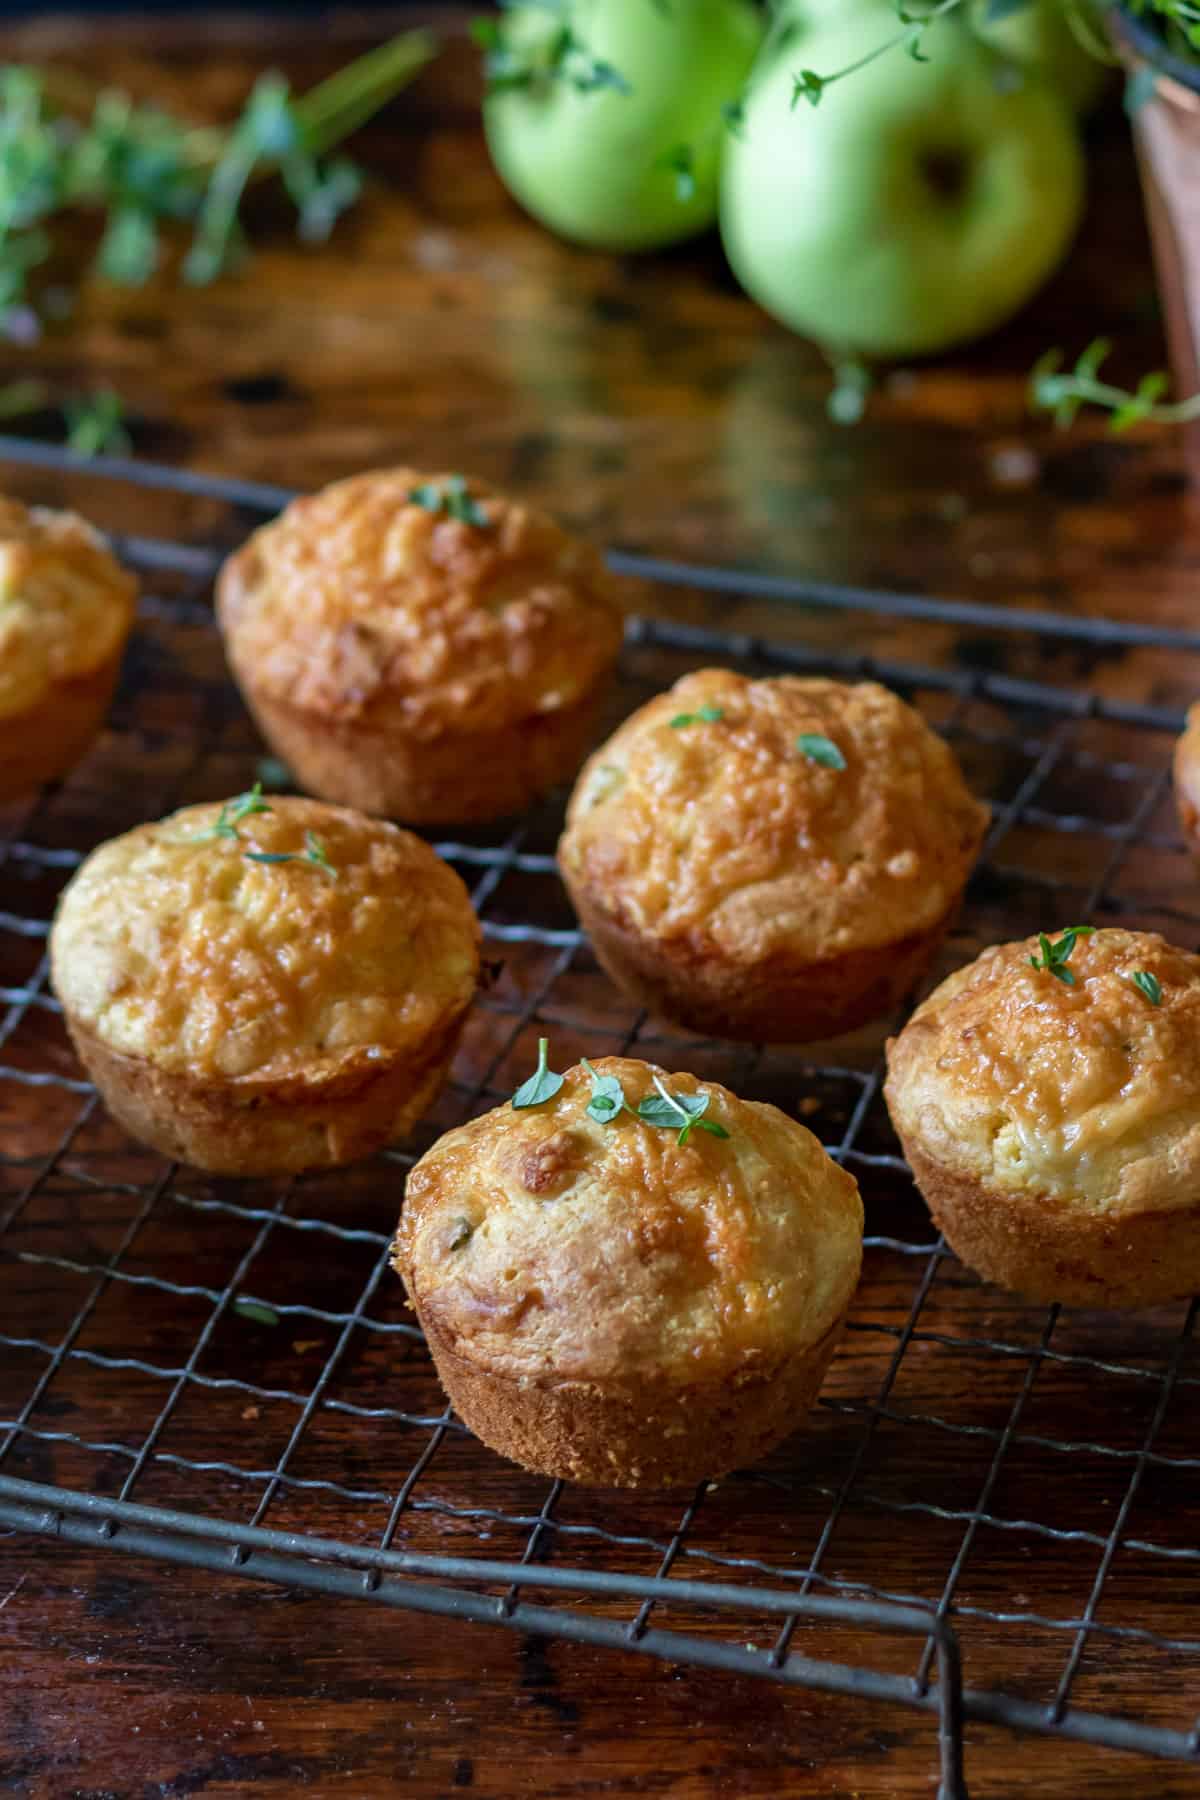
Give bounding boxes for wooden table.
[3,13,1200,1799]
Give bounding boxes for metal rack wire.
[3,440,1200,1800]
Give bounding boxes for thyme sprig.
[1029,925,1095,985]
[408,473,490,527]
[513,1045,731,1147]
[0,379,130,455]
[790,0,963,110]
[191,781,273,843]
[244,830,337,878]
[638,1073,730,1147]
[1030,339,1200,434]
[472,15,630,97]
[0,33,435,330]
[188,785,338,876]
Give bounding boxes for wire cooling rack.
[4,441,1200,1800]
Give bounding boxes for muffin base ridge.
[415,1311,847,1488]
[0,655,122,805]
[565,885,960,1044]
[65,1010,468,1177]
[902,1140,1200,1309]
[232,684,612,827]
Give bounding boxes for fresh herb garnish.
[232,1296,279,1326]
[1030,338,1200,435]
[797,733,846,770]
[0,378,132,455]
[670,704,724,729]
[0,37,435,331]
[63,388,130,457]
[511,1037,565,1110]
[304,831,337,878]
[1131,970,1162,1006]
[408,473,489,527]
[190,785,338,876]
[636,1074,730,1148]
[473,16,631,97]
[244,831,338,877]
[580,1056,637,1124]
[192,781,273,843]
[1029,925,1095,986]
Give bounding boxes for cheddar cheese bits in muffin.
[1173,702,1200,855]
[885,927,1200,1308]
[0,496,136,802]
[558,671,989,1043]
[392,1050,863,1487]
[51,794,480,1175]
[216,468,627,825]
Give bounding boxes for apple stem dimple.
[919,148,970,203]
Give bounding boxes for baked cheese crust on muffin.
[1173,701,1200,853]
[0,496,136,802]
[885,927,1200,1307]
[216,468,627,825]
[392,1053,863,1486]
[51,794,481,1175]
[558,671,989,1043]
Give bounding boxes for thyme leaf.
[581,1057,636,1123]
[511,1037,565,1110]
[670,704,724,729]
[1131,969,1162,1006]
[797,733,846,770]
[190,781,273,843]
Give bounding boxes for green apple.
[719,7,1086,358]
[482,0,763,253]
[966,0,1108,114]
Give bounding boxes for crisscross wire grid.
[3,443,1200,1795]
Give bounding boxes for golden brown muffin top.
[393,1055,863,1386]
[216,468,626,738]
[51,795,480,1083]
[0,496,136,721]
[559,671,988,963]
[885,927,1200,1216]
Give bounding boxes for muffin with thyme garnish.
[50,792,480,1175]
[0,496,136,802]
[885,926,1200,1307]
[558,669,989,1043]
[392,1047,863,1487]
[216,467,628,825]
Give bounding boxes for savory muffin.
[1173,701,1200,854]
[0,496,136,802]
[885,927,1200,1307]
[216,468,627,825]
[558,671,989,1043]
[392,1052,863,1486]
[50,794,480,1175]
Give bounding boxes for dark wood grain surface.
[4,12,1200,1800]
